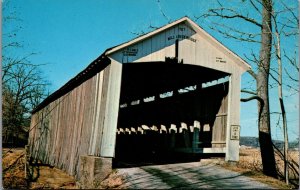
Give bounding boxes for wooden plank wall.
[28,65,110,177]
[211,83,228,148]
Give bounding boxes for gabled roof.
[106,16,251,71]
[32,16,251,114]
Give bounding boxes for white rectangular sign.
[230,125,240,140]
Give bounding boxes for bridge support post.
[78,155,112,189]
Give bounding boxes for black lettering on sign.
[168,35,175,40]
[167,34,196,42]
[123,47,138,56]
[179,27,186,31]
[230,125,240,140]
[216,57,226,63]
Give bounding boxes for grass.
[220,147,299,189]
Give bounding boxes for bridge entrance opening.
[114,62,229,167]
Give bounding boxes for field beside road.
[222,147,299,189]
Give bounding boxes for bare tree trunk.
[257,0,277,178]
[281,97,289,184]
[273,16,289,185]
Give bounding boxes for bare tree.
[2,57,50,146]
[198,0,277,177]
[2,1,50,146]
[199,0,299,181]
[270,0,299,184]
[273,12,289,184]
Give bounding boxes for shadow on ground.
[113,150,225,168]
[117,162,274,189]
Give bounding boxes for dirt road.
[4,148,293,189]
[116,162,274,189]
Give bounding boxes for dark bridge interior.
[114,62,229,168]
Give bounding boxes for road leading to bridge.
[117,162,274,189]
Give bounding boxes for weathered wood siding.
[28,65,110,177]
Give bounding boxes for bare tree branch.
[201,7,262,28]
[210,21,261,42]
[247,69,257,79]
[157,0,171,23]
[249,0,262,16]
[284,68,298,82]
[279,0,299,26]
[241,95,264,119]
[283,50,299,72]
[207,24,261,43]
[241,89,257,95]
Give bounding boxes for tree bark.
[257,0,277,178]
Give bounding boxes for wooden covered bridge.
[28,17,250,185]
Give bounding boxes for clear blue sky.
[3,0,299,141]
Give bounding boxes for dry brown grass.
[221,147,299,189]
[29,165,77,189]
[2,148,77,189]
[3,148,28,189]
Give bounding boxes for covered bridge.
[28,17,250,183]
